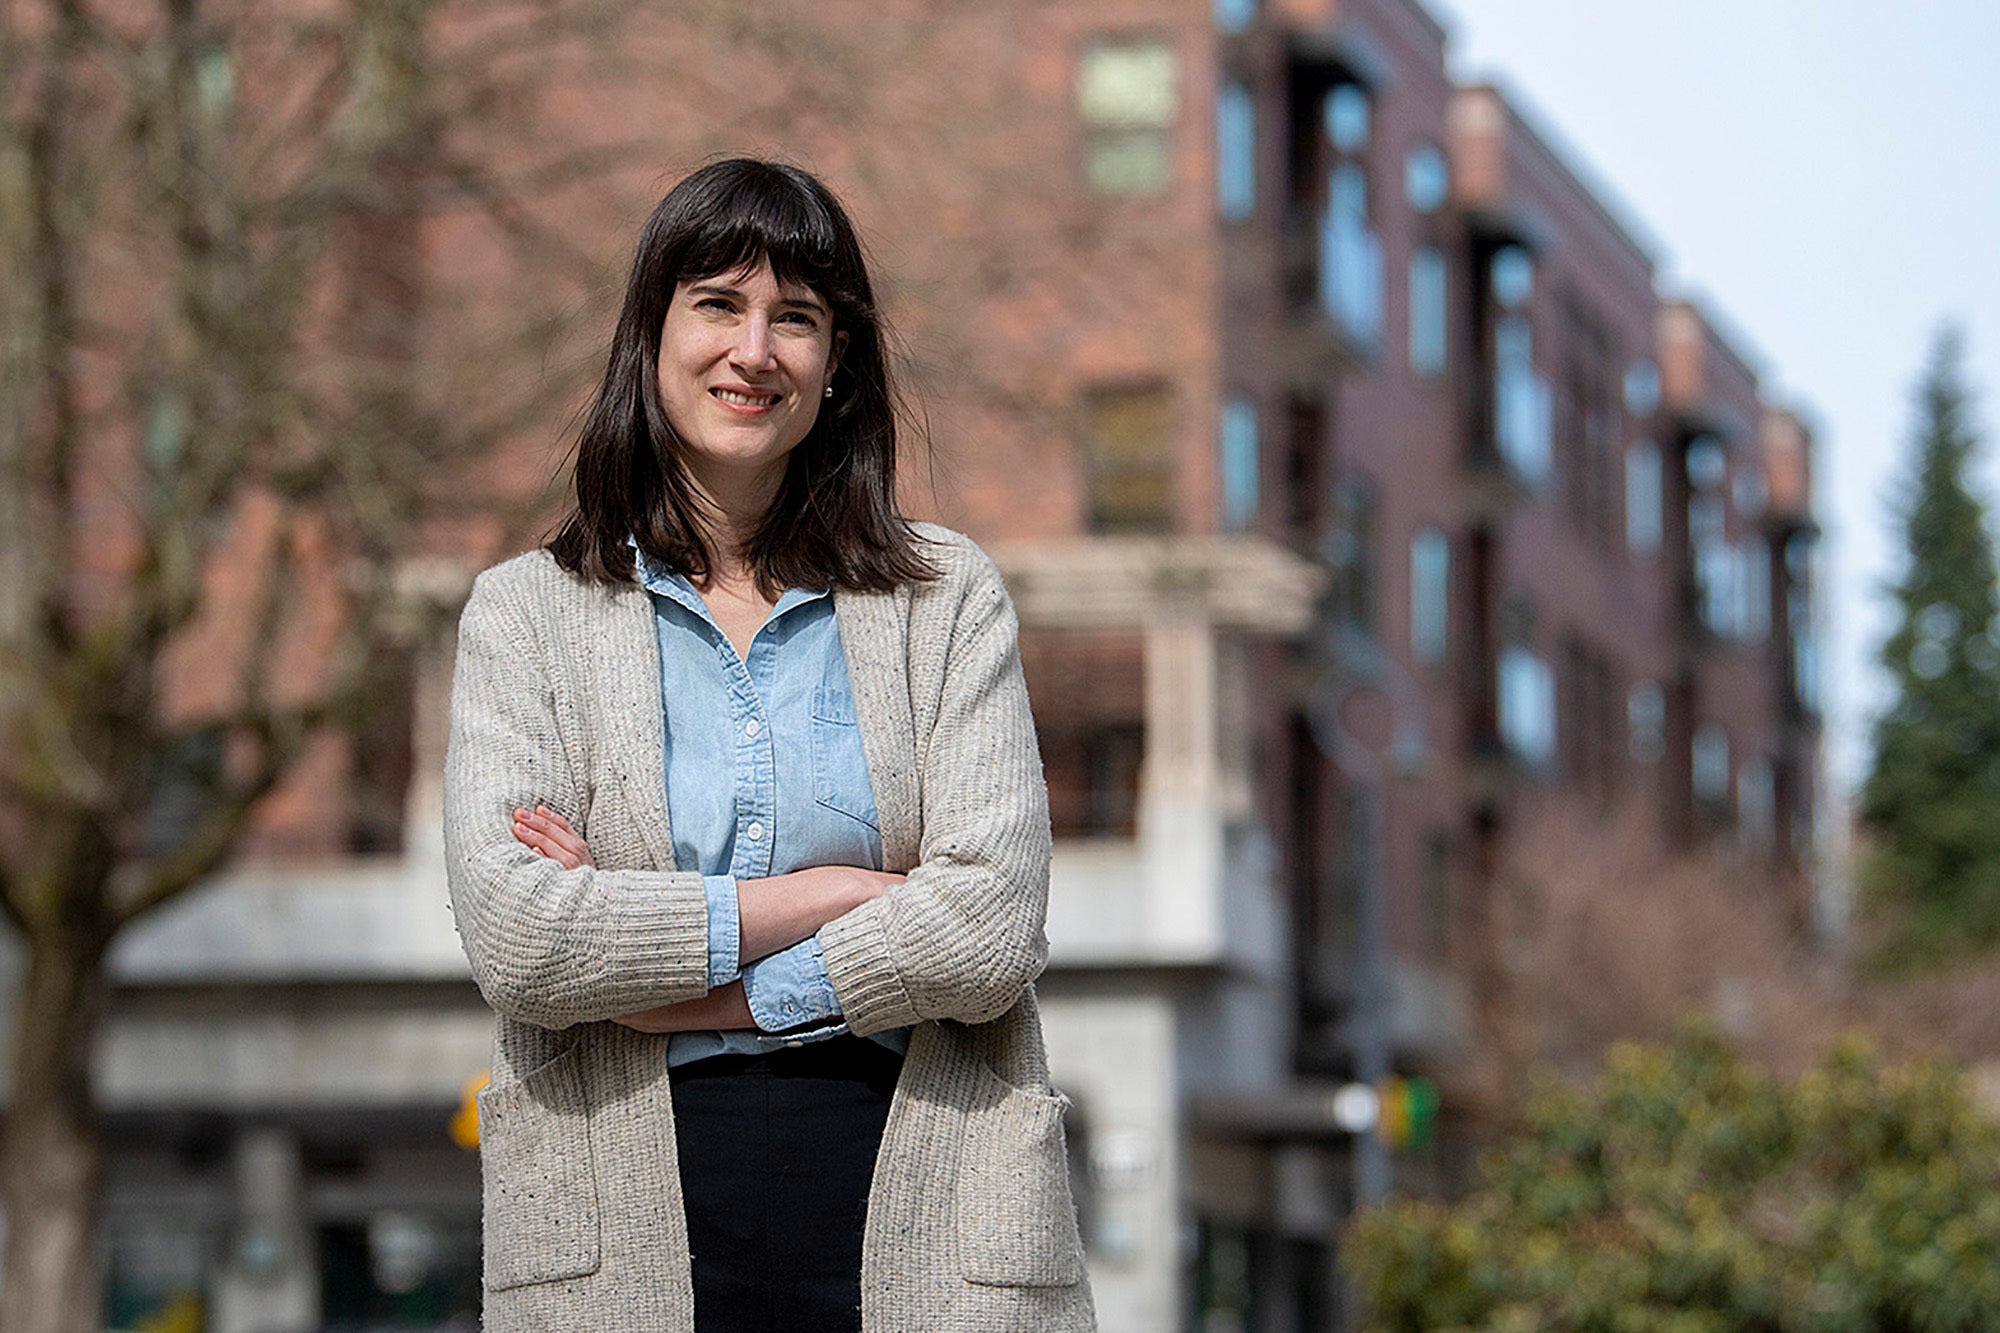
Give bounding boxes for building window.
[1083,384,1176,532]
[1787,533,1819,711]
[1214,0,1257,31]
[1686,437,1733,633]
[1217,82,1256,221]
[1078,41,1179,196]
[1494,315,1551,483]
[1557,297,1619,544]
[1738,756,1775,853]
[1405,144,1448,214]
[1043,722,1146,838]
[1319,162,1381,345]
[1021,632,1146,839]
[1081,725,1145,835]
[1792,586,1819,710]
[1499,644,1556,770]
[1491,246,1534,309]
[144,729,225,857]
[1411,528,1449,666]
[1691,494,1733,636]
[1220,395,1260,532]
[1328,475,1377,632]
[1283,395,1325,540]
[348,638,418,854]
[1738,537,1771,643]
[1691,724,1731,806]
[1686,434,1727,489]
[1626,440,1663,555]
[1324,83,1370,152]
[1624,359,1661,416]
[1628,681,1665,764]
[1409,247,1447,378]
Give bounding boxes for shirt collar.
[629,538,829,623]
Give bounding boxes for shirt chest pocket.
[810,682,881,831]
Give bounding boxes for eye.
[776,310,820,329]
[693,296,735,314]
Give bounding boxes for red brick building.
[57,0,1821,1328]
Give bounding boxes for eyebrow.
[684,282,827,316]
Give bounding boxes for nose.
[730,313,776,371]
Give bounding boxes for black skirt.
[668,1036,903,1333]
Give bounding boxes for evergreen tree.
[1859,327,2000,968]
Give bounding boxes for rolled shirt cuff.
[742,936,844,1033]
[702,874,741,989]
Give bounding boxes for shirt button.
[744,718,761,738]
[746,820,765,842]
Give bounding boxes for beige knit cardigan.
[443,523,1096,1332]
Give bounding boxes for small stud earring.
[824,385,834,399]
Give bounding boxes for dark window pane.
[1086,129,1173,194]
[1084,385,1177,532]
[1328,474,1377,631]
[1409,247,1447,377]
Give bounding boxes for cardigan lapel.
[597,579,680,873]
[834,587,922,875]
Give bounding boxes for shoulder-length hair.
[548,158,936,593]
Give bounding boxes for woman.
[443,158,1095,1332]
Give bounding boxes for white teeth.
[714,388,780,407]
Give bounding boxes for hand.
[736,866,903,965]
[512,804,594,869]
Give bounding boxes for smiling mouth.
[712,387,782,407]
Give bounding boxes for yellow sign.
[451,1070,490,1151]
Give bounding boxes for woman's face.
[657,258,844,495]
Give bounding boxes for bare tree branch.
[0,1,658,1318]
[0,846,26,937]
[111,703,319,927]
[19,1,90,659]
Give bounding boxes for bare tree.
[0,2,644,1327]
[1505,804,1839,1074]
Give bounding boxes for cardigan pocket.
[476,1043,603,1291]
[954,1060,1087,1287]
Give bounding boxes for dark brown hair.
[548,159,935,593]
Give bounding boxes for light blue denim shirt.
[633,549,908,1067]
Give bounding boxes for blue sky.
[1430,0,2000,795]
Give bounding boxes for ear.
[826,329,849,392]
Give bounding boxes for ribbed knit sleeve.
[443,563,712,1030]
[818,543,1052,1034]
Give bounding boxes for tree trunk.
[0,922,111,1333]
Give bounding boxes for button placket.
[729,623,780,881]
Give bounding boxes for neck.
[684,458,784,587]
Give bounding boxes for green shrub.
[1347,1025,2000,1331]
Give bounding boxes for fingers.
[511,804,592,870]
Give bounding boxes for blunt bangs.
[650,161,870,330]
[672,176,845,303]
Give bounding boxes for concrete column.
[403,619,456,863]
[399,619,464,956]
[1140,614,1223,956]
[210,1127,318,1333]
[1044,995,1180,1333]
